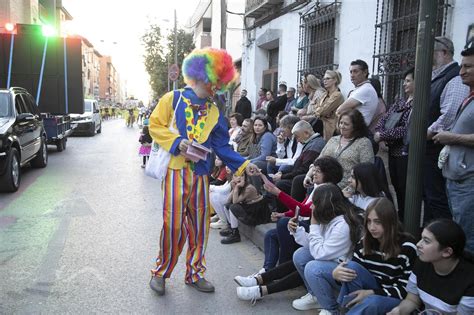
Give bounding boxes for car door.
[21,93,42,155]
[13,94,34,163]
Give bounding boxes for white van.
[70,99,102,136]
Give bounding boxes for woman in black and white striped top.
[331,197,417,314]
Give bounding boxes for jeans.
[294,249,341,313]
[263,217,310,270]
[338,261,401,315]
[447,177,474,253]
[423,149,451,224]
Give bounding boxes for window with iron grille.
[297,1,340,82]
[372,0,451,104]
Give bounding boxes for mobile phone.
[341,294,356,307]
[294,206,300,218]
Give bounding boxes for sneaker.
[210,214,220,223]
[256,268,266,275]
[292,292,319,311]
[234,275,257,287]
[236,286,262,305]
[141,164,146,168]
[210,219,228,229]
[319,310,332,315]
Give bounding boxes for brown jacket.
[315,90,344,140]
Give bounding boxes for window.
[269,48,279,69]
[22,94,40,115]
[372,0,450,103]
[297,1,339,81]
[15,95,27,114]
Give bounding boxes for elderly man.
[266,115,302,175]
[148,48,259,296]
[284,87,297,112]
[336,59,379,126]
[433,41,474,252]
[271,120,325,212]
[423,36,469,224]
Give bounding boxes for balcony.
[245,0,283,18]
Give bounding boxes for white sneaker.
[236,286,262,305]
[256,268,266,275]
[292,292,319,311]
[210,214,220,223]
[210,219,228,229]
[319,310,332,315]
[234,275,258,287]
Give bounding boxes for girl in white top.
[343,162,392,211]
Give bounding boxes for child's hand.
[287,217,298,233]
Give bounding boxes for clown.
[148,48,259,295]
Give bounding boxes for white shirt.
[275,136,303,166]
[348,82,379,126]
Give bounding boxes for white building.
[241,0,473,108]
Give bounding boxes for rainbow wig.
[182,47,238,94]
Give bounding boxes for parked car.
[70,99,102,136]
[0,87,48,192]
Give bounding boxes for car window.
[21,94,39,115]
[15,95,27,114]
[0,93,12,117]
[84,100,92,112]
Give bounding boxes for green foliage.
[142,24,195,100]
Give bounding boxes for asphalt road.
[0,119,311,314]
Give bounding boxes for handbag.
[384,111,404,130]
[145,92,182,180]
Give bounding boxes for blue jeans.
[294,249,341,313]
[447,177,474,253]
[339,261,401,315]
[263,217,310,270]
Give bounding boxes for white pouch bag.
[145,92,182,180]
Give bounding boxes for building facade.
[0,0,72,33]
[99,56,120,105]
[241,0,473,108]
[81,37,101,100]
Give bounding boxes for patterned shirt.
[428,62,470,133]
[376,98,413,157]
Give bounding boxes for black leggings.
[260,260,304,294]
[143,156,149,165]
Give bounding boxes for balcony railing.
[245,0,283,18]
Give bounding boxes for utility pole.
[173,9,178,90]
[404,0,438,237]
[220,0,227,49]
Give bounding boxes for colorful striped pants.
[151,166,211,283]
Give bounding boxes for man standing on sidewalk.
[148,48,258,295]
[434,41,474,252]
[423,36,469,224]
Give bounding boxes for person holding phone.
[307,198,416,314]
[234,183,361,309]
[261,156,344,274]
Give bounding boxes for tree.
[142,24,195,99]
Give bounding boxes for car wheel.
[89,123,96,136]
[97,122,102,134]
[0,147,21,192]
[56,138,66,152]
[31,137,48,168]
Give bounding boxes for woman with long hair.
[301,74,326,121]
[261,156,344,272]
[374,68,415,221]
[247,116,277,163]
[234,183,361,306]
[343,162,393,210]
[388,219,474,315]
[328,198,417,314]
[315,70,344,140]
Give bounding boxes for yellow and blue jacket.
[149,87,249,176]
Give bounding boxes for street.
[0,119,308,314]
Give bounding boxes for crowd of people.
[145,40,474,314]
[211,37,474,314]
